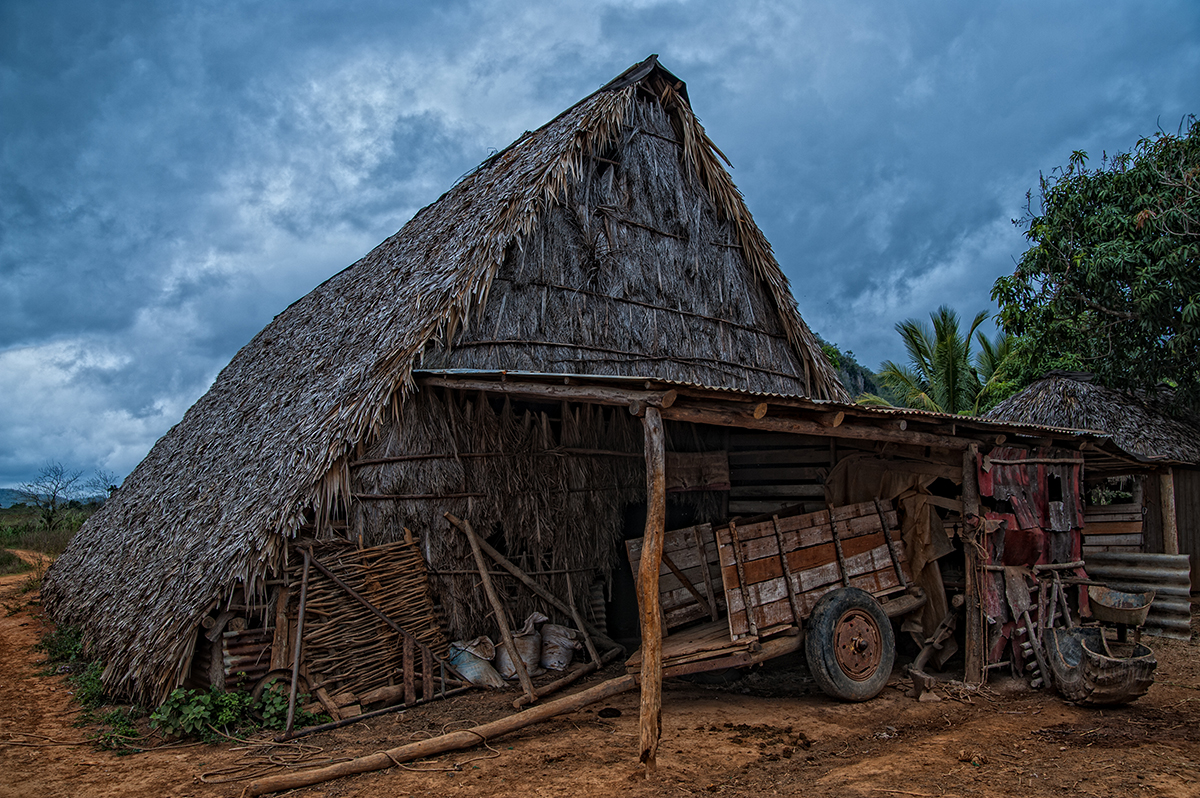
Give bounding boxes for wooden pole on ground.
[512,645,624,709]
[1160,468,1179,555]
[637,406,667,772]
[244,675,637,796]
[447,513,537,703]
[961,444,984,686]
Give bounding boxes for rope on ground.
[198,726,348,785]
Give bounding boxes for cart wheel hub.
[834,609,883,681]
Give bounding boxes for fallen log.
[244,674,637,796]
[512,645,624,709]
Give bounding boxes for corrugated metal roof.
[415,368,1113,439]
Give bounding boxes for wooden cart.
[626,498,925,700]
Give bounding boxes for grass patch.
[0,548,30,575]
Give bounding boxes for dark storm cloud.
[2,0,1199,486]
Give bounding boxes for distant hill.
[818,338,880,399]
[0,488,29,509]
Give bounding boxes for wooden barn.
[42,59,1179,774]
[42,55,848,708]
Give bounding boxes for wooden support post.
[637,406,667,772]
[468,528,621,652]
[285,550,311,737]
[422,646,435,702]
[1161,468,1179,555]
[269,584,291,670]
[827,510,850,588]
[403,636,416,706]
[450,514,538,703]
[961,445,984,686]
[873,498,908,588]
[566,577,602,668]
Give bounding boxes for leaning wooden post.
[285,548,311,736]
[961,444,984,686]
[447,513,538,703]
[637,406,667,772]
[1160,468,1179,555]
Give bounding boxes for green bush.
[94,707,142,753]
[150,684,326,742]
[37,624,85,664]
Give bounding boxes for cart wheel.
[805,587,895,702]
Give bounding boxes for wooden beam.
[815,410,845,428]
[245,675,638,796]
[961,445,984,686]
[284,550,311,737]
[1161,468,1179,555]
[420,375,677,412]
[637,406,667,772]
[661,404,977,450]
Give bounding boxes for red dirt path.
[2,558,1199,798]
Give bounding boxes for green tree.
[860,306,1009,414]
[992,116,1200,411]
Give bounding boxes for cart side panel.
[718,500,911,639]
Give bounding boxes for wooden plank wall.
[727,432,876,517]
[1174,467,1200,591]
[1082,502,1144,554]
[715,501,907,640]
[626,523,725,630]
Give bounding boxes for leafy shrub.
[37,624,85,664]
[150,684,326,742]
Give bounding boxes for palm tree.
[859,306,1009,415]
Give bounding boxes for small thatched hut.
[986,371,1200,593]
[43,56,849,704]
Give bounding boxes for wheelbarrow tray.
[1045,626,1156,706]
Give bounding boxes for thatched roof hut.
[984,372,1200,465]
[43,57,848,703]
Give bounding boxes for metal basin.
[1088,585,1155,627]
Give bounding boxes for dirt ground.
[3,556,1199,798]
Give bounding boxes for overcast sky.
[3,1,1198,488]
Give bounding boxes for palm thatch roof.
[984,372,1200,464]
[43,56,847,703]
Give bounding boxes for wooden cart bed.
[625,499,914,676]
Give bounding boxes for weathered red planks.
[715,500,909,640]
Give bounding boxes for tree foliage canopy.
[992,116,1200,411]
